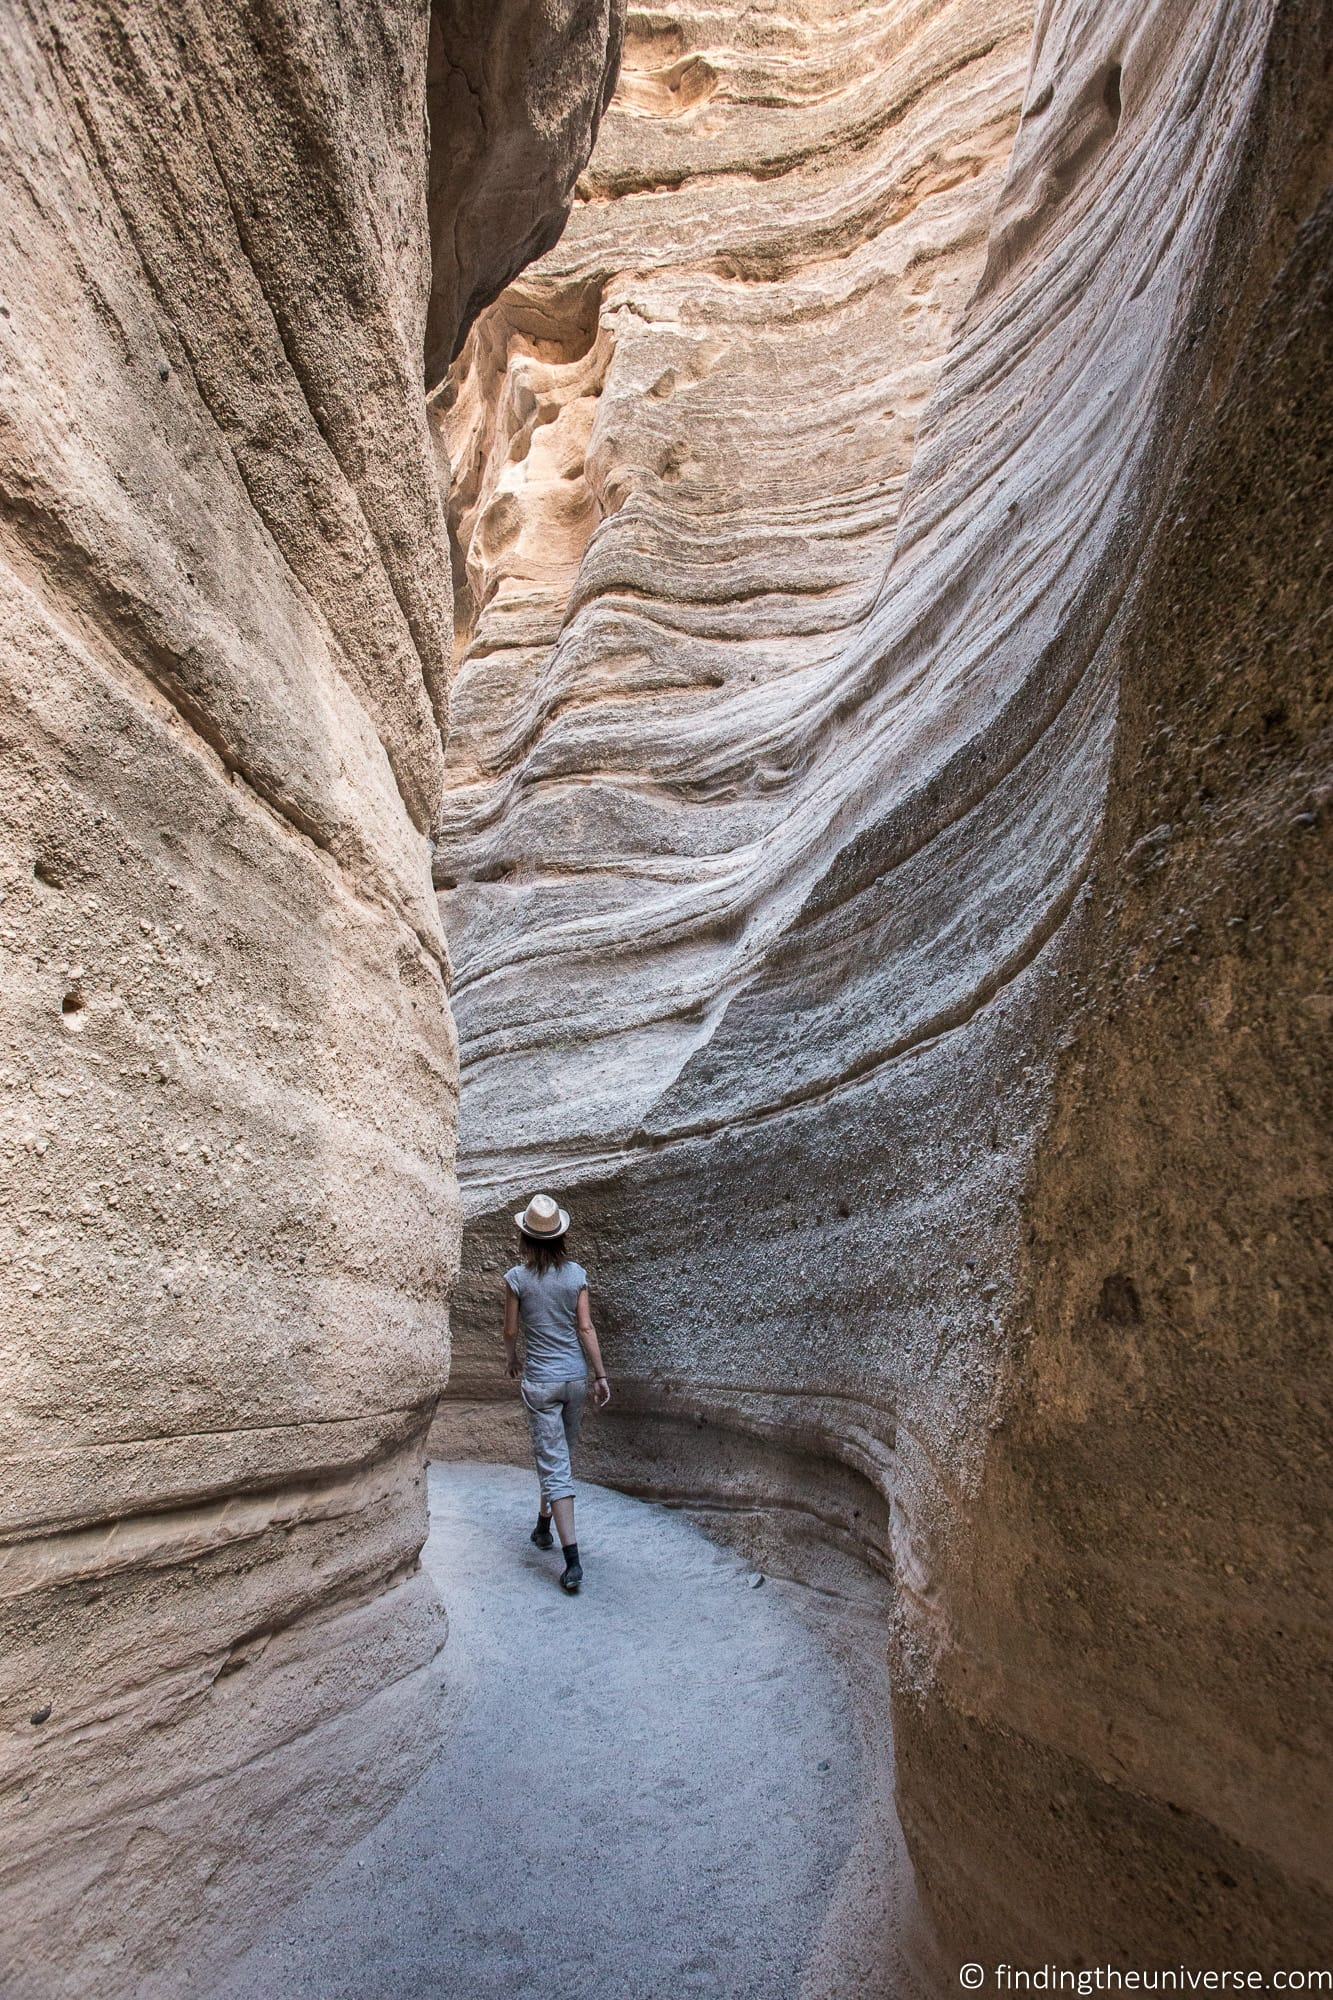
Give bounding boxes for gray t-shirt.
[505,1259,589,1384]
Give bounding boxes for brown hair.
[520,1232,568,1279]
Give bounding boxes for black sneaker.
[531,1519,554,1550]
[560,1558,583,1594]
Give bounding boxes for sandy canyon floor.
[208,1461,903,2000]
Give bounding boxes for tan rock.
[0,3,621,1993]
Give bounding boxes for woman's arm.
[576,1287,610,1408]
[502,1282,521,1380]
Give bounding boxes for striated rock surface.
[438,0,1035,1395]
[439,0,1034,1229]
[436,0,1332,1975]
[0,3,620,1994]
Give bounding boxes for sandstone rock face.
[437,0,1332,1974]
[0,4,620,1993]
[439,0,1035,1391]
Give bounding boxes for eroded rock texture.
[437,0,1332,1974]
[0,3,620,1993]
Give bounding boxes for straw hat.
[514,1191,570,1238]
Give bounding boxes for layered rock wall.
[0,4,620,1993]
[436,0,1332,1975]
[438,0,1035,1389]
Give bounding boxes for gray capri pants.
[520,1376,588,1505]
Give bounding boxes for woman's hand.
[593,1374,611,1409]
[506,1351,521,1381]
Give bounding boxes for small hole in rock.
[60,990,87,1031]
[1098,1271,1142,1323]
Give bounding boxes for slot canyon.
[1,0,1329,1995]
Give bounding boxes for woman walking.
[503,1193,610,1593]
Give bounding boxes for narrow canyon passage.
[2,1,1328,1989]
[208,1462,893,2000]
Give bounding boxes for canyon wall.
[0,4,621,1994]
[436,0,1332,1976]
